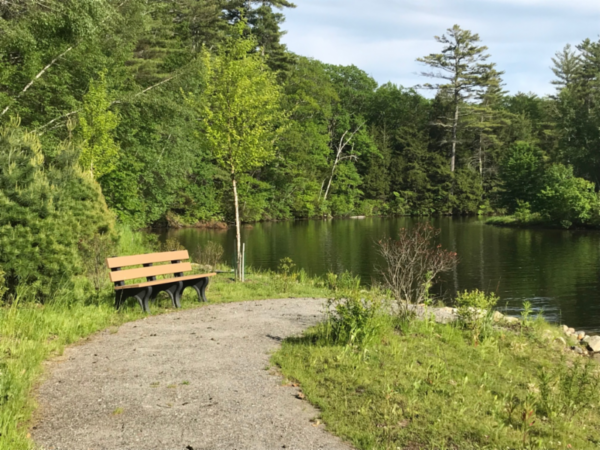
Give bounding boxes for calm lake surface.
[163,218,600,332]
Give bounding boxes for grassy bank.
[273,307,600,449]
[0,228,332,450]
[486,215,600,230]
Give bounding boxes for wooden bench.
[106,250,216,312]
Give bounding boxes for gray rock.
[504,316,520,324]
[566,327,576,336]
[572,346,584,355]
[492,311,505,322]
[586,336,600,353]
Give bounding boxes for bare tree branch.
[1,46,73,117]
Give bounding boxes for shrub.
[195,241,224,270]
[377,224,456,312]
[325,290,384,347]
[277,257,297,292]
[456,289,498,344]
[0,118,115,301]
[161,237,185,252]
[325,271,361,292]
[537,163,599,226]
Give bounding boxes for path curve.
[32,298,351,450]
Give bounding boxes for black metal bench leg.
[192,277,209,303]
[167,282,184,308]
[115,290,125,310]
[115,287,152,312]
[139,287,153,313]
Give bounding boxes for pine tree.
[0,118,115,301]
[417,25,497,173]
[551,44,581,90]
[224,0,296,74]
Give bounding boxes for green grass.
[272,314,600,449]
[0,264,332,450]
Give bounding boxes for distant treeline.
[1,0,599,229]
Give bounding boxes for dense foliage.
[0,118,114,301]
[0,2,599,230]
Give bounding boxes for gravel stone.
[32,299,352,450]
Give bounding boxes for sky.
[280,0,600,97]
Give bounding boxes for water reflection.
[161,218,600,331]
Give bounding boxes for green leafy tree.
[499,142,545,213]
[537,164,599,226]
[78,72,120,179]
[186,27,287,280]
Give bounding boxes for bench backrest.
[106,250,191,286]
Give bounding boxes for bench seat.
[106,250,216,312]
[114,273,216,290]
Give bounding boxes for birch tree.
[186,26,287,281]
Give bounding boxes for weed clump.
[456,289,499,344]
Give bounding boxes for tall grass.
[0,296,145,449]
[272,306,600,449]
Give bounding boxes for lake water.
[162,217,600,332]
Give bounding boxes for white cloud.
[282,0,600,95]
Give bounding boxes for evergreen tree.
[0,118,114,301]
[224,0,296,74]
[551,44,581,90]
[417,25,497,173]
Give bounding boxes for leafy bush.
[325,291,384,347]
[537,163,599,226]
[325,271,361,292]
[456,289,498,344]
[0,119,115,301]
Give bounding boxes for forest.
[1,0,600,233]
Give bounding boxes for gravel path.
[32,298,352,450]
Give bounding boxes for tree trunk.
[322,160,337,202]
[232,174,242,282]
[478,116,484,177]
[451,101,459,172]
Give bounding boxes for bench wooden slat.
[109,262,192,283]
[106,250,189,269]
[114,273,216,290]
